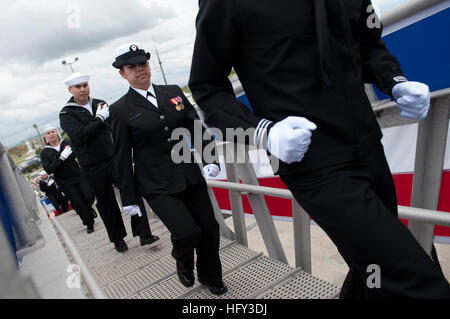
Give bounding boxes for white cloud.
[0,0,199,147]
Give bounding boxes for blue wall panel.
[376,8,450,99]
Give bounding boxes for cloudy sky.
[0,0,408,147]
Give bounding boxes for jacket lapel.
[153,85,171,111]
[127,87,162,114]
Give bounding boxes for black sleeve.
[59,110,105,146]
[38,180,47,193]
[179,87,219,167]
[359,0,405,96]
[188,0,265,142]
[40,148,64,175]
[110,105,139,207]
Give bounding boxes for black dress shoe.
[140,235,160,246]
[176,259,195,287]
[114,239,128,252]
[177,271,195,287]
[199,280,228,296]
[86,223,94,234]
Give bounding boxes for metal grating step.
[55,210,340,300]
[97,241,174,286]
[103,255,177,299]
[256,271,340,299]
[185,256,298,299]
[131,243,261,299]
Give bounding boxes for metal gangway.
[1,0,449,299]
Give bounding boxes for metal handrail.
[379,0,448,30]
[206,180,450,228]
[373,88,450,113]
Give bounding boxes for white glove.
[267,116,317,164]
[123,204,142,217]
[392,81,430,119]
[95,102,110,121]
[59,145,73,160]
[203,164,220,178]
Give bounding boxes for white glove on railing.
[123,204,142,217]
[59,146,73,160]
[203,164,220,178]
[392,81,430,119]
[95,103,110,121]
[267,116,317,164]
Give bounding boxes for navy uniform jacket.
[189,0,405,175]
[110,85,217,207]
[38,178,62,199]
[40,139,82,188]
[59,97,114,168]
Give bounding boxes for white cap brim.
[42,125,58,134]
[64,72,90,87]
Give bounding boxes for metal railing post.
[9,157,40,225]
[0,143,43,252]
[206,185,236,241]
[233,145,288,264]
[189,144,236,241]
[223,143,248,246]
[292,200,312,273]
[0,214,40,298]
[408,95,450,254]
[21,174,40,221]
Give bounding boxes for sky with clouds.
[0,0,410,147]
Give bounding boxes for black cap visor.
[113,51,150,69]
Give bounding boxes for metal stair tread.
[55,209,340,300]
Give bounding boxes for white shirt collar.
[81,101,93,115]
[132,83,156,100]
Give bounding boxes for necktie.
[146,91,158,108]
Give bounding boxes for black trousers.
[61,179,95,226]
[82,158,152,242]
[145,179,222,286]
[280,144,450,299]
[47,192,68,215]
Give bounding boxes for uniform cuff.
[390,76,408,100]
[95,114,105,122]
[253,119,274,150]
